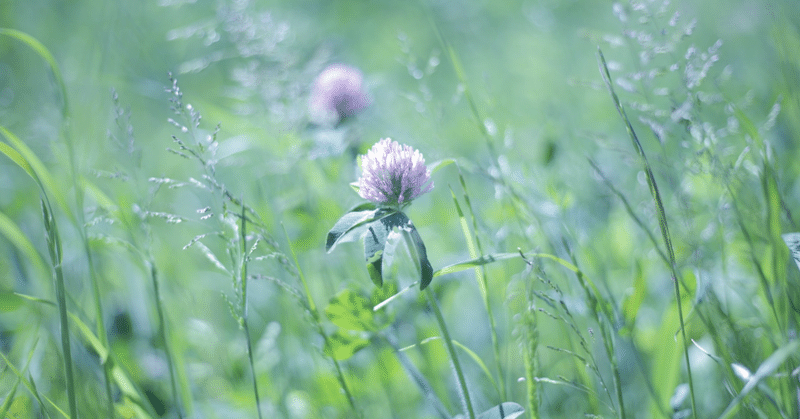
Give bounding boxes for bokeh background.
[1,0,799,418]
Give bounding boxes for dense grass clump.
[1,0,798,418]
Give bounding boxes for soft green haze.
[1,0,798,418]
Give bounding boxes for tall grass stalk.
[568,246,626,419]
[282,224,360,416]
[452,168,507,402]
[0,123,79,418]
[402,229,475,419]
[424,289,475,419]
[148,259,184,418]
[239,203,263,419]
[517,257,540,419]
[41,200,78,419]
[381,330,451,419]
[598,48,697,419]
[0,28,117,416]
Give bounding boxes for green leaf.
[476,402,525,419]
[324,329,369,360]
[325,289,377,332]
[370,281,398,307]
[325,203,389,252]
[364,211,410,287]
[404,222,433,290]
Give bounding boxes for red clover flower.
[309,63,369,126]
[357,138,434,207]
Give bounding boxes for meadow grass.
[1,0,799,418]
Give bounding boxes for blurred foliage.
[1,0,799,418]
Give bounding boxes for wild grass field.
[1,0,799,418]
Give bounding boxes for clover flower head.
[309,63,369,126]
[357,138,434,206]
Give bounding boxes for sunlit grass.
[1,0,798,418]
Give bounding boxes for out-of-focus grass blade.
[0,28,68,117]
[434,253,521,278]
[0,351,66,419]
[11,292,55,307]
[399,336,500,397]
[14,293,156,418]
[433,252,578,278]
[428,158,456,176]
[0,338,38,418]
[0,139,35,179]
[81,176,119,217]
[0,381,20,418]
[718,339,800,419]
[68,312,109,363]
[452,339,500,399]
[0,126,73,223]
[449,187,482,292]
[476,402,525,419]
[0,209,49,278]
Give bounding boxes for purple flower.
[357,138,434,206]
[309,64,369,126]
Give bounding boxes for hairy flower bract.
[357,138,434,206]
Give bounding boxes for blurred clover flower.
[357,138,433,207]
[309,63,369,126]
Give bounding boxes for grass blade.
[41,199,78,419]
[598,47,694,419]
[718,339,800,419]
[0,28,68,117]
[0,350,68,419]
[0,209,49,278]
[0,126,73,224]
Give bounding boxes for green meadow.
[1,0,799,418]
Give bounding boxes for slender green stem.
[242,321,262,418]
[42,201,78,419]
[605,328,627,419]
[382,330,451,419]
[1,28,115,416]
[240,204,263,419]
[149,261,183,418]
[402,228,474,418]
[565,246,626,419]
[425,288,475,419]
[83,236,115,418]
[454,172,507,401]
[282,224,360,416]
[598,48,697,419]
